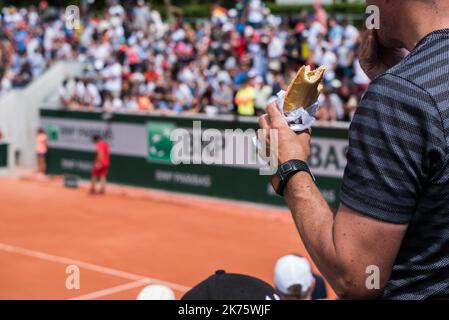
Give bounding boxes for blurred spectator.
[0,1,368,122]
[58,78,72,108]
[235,77,256,116]
[212,80,234,114]
[182,270,280,300]
[0,5,77,93]
[274,254,328,300]
[36,128,48,175]
[314,2,328,34]
[254,76,272,116]
[90,134,110,195]
[137,284,175,300]
[172,79,193,112]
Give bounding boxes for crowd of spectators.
[0,2,76,94]
[1,0,370,122]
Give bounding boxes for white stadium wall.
[0,60,83,169]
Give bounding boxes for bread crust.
[283,65,326,112]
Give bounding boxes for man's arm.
[260,103,408,299]
[284,171,407,299]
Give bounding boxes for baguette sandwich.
[283,65,326,113]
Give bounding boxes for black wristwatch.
[271,160,315,196]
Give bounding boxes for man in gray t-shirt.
[259,0,449,299]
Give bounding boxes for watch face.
[280,162,293,174]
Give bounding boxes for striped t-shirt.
[340,29,449,299]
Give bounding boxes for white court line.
[69,280,151,300]
[0,243,190,295]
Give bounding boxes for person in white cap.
[136,284,175,300]
[274,254,315,300]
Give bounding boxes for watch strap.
[276,159,314,196]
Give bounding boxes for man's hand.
[359,29,409,80]
[258,102,311,164]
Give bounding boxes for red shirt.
[96,140,110,167]
[145,70,161,82]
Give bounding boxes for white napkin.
[276,90,320,132]
[253,90,320,169]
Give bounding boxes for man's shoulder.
[386,35,449,95]
[98,140,108,147]
[357,72,442,140]
[363,72,435,111]
[370,34,449,139]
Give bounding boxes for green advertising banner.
[47,124,59,142]
[147,122,176,163]
[40,109,349,209]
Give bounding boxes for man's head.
[366,0,449,48]
[274,254,315,300]
[366,0,406,48]
[92,134,101,143]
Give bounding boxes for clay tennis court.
[0,176,335,300]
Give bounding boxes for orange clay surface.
[0,176,335,300]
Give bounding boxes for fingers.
[294,128,312,138]
[359,29,380,80]
[363,29,376,43]
[265,102,280,119]
[384,47,409,67]
[258,114,270,131]
[368,29,378,53]
[360,30,377,61]
[258,114,272,161]
[258,113,271,144]
[265,102,287,129]
[257,127,270,162]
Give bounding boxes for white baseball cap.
[137,284,175,300]
[274,255,314,296]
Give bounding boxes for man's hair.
[92,134,101,142]
[287,284,304,297]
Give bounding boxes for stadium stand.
[1,0,369,122]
